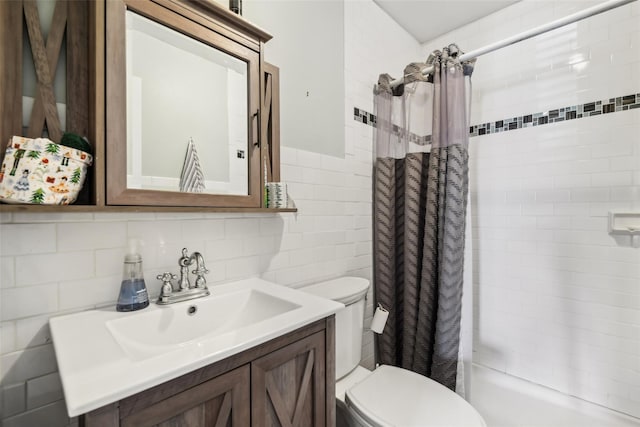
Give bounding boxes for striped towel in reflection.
[179,138,206,193]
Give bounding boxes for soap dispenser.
[116,239,149,312]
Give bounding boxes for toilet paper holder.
[367,303,389,334]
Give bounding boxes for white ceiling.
[373,0,521,43]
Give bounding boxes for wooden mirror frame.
[105,0,266,208]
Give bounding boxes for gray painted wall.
[244,0,345,158]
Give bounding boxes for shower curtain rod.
[389,0,637,88]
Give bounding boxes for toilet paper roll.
[370,304,389,334]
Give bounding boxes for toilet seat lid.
[345,365,486,427]
[302,277,369,305]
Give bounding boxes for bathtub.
[470,364,640,427]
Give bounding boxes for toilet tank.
[302,277,370,380]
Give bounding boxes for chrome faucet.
[190,251,209,289]
[178,248,192,291]
[156,248,210,305]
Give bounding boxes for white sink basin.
[50,278,343,417]
[106,289,300,360]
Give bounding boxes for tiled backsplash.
[0,145,374,426]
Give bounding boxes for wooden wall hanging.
[262,62,281,185]
[0,0,89,145]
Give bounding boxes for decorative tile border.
[355,92,640,141]
[354,107,376,126]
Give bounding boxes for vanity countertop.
[50,277,343,417]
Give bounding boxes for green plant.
[27,150,41,159]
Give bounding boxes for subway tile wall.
[0,1,419,425]
[420,0,640,418]
[344,0,422,388]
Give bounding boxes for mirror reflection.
[125,11,249,195]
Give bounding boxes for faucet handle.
[156,272,177,282]
[194,274,207,289]
[192,266,210,275]
[192,266,209,289]
[156,272,177,303]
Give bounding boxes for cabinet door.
[120,365,250,427]
[252,331,326,427]
[105,0,262,208]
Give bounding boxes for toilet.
[302,277,486,427]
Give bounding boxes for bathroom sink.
[106,289,300,360]
[49,277,343,417]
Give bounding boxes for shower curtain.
[374,46,474,391]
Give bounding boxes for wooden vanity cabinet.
[121,365,250,426]
[80,317,335,427]
[252,331,326,427]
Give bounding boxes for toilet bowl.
[302,277,486,427]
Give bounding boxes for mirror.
[105,0,265,208]
[125,11,248,195]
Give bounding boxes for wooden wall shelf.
[0,204,297,213]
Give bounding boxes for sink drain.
[187,305,197,316]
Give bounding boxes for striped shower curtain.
[374,47,474,391]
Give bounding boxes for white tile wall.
[422,0,640,419]
[2,382,26,418]
[0,156,374,425]
[344,0,421,370]
[0,1,418,425]
[26,373,63,410]
[0,158,373,425]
